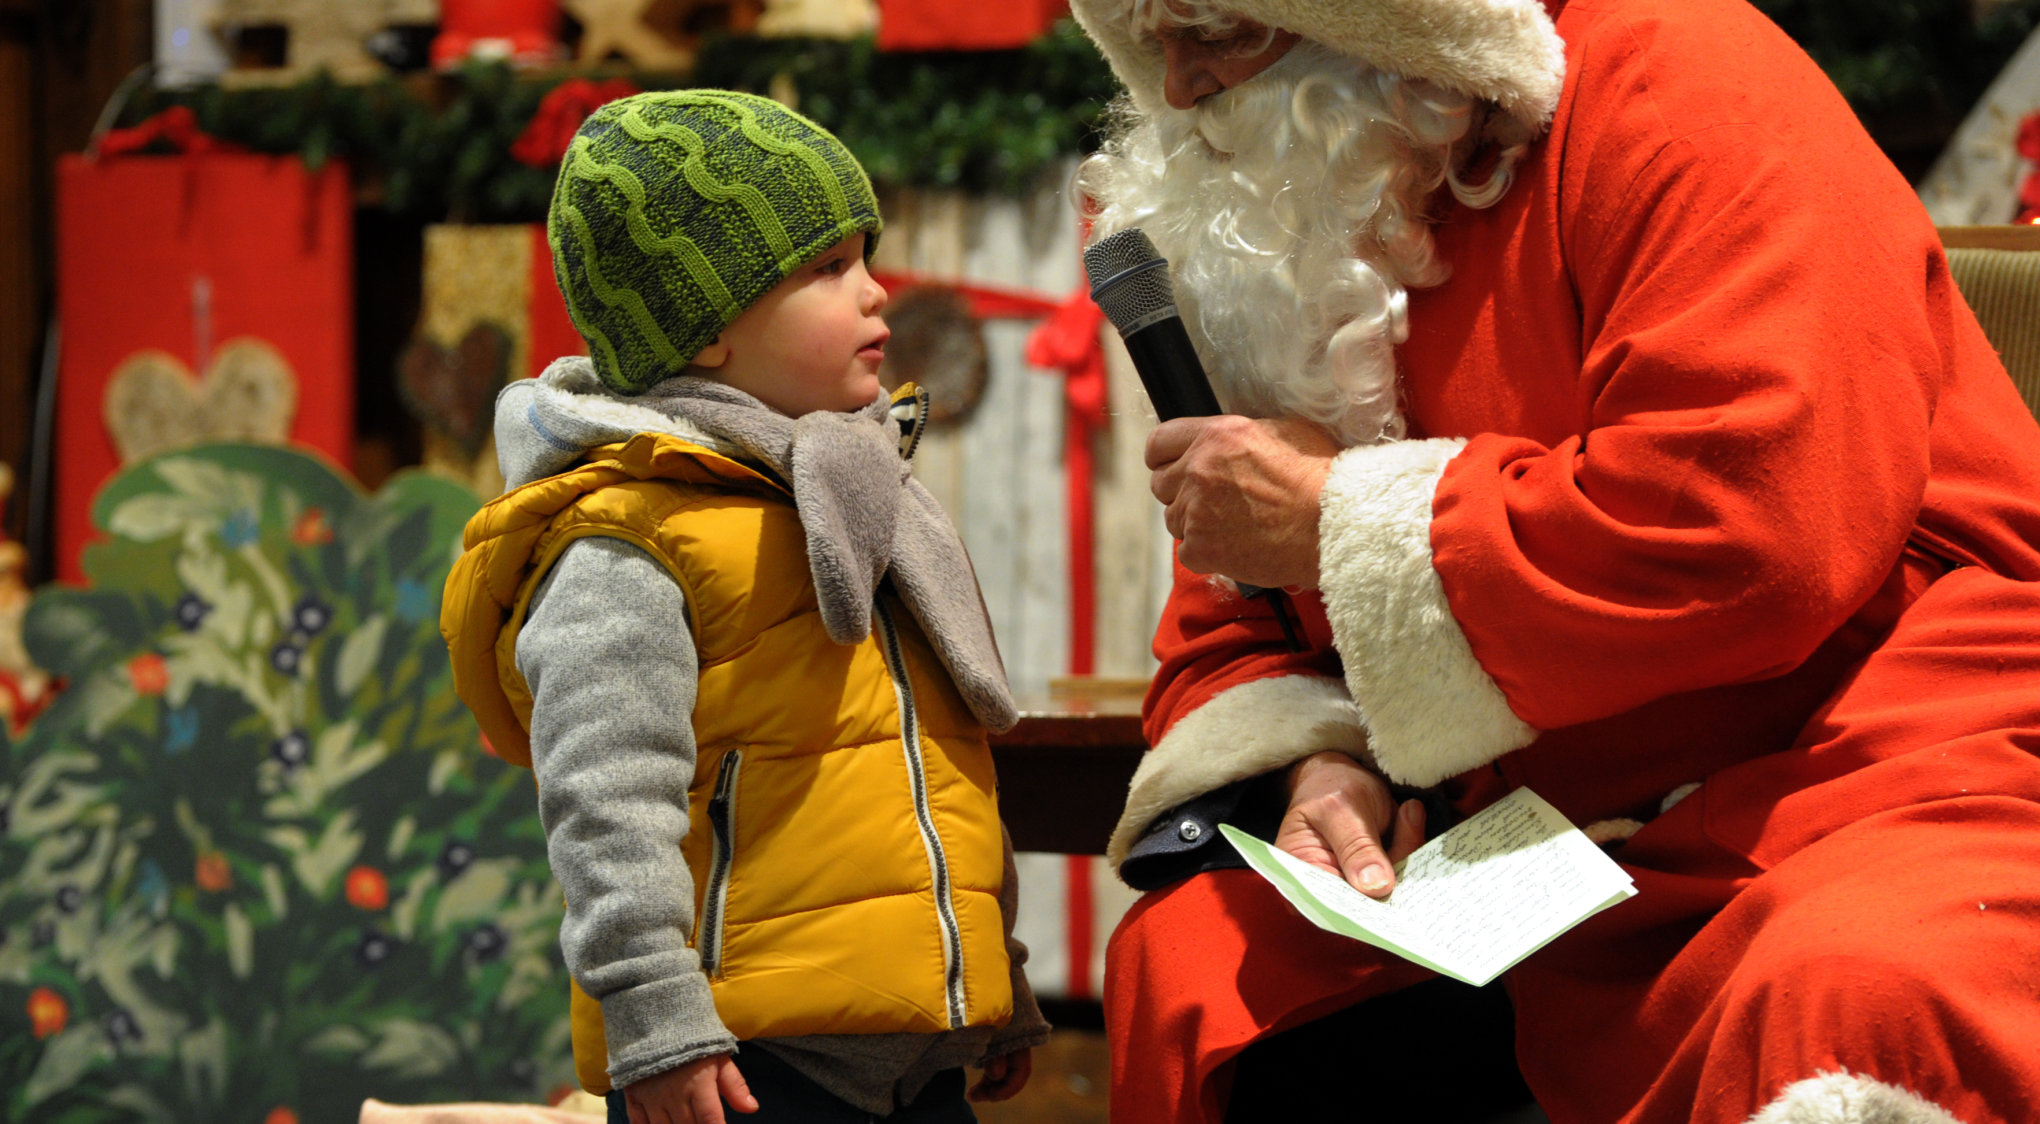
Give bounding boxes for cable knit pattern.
[1316,438,1536,786]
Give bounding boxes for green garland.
[122,24,1119,221]
[117,6,2040,222]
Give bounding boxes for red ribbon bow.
[511,78,643,168]
[95,106,244,159]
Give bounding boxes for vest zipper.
[873,599,968,1029]
[699,748,742,977]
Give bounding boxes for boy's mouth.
[858,331,890,363]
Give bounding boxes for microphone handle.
[1120,316,1224,421]
[1120,315,1297,635]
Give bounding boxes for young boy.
[442,90,1048,1124]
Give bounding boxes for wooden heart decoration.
[398,322,513,459]
[103,338,300,464]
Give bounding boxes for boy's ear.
[690,336,731,370]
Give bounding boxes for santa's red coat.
[1108,0,2040,1121]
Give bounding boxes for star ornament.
[564,0,694,69]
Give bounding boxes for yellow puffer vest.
[441,431,1013,1094]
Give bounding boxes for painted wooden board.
[1919,27,2040,225]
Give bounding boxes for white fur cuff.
[1747,1071,1965,1124]
[1316,439,1537,787]
[1106,675,1369,869]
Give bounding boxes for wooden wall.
[875,170,1173,697]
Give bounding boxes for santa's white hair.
[1076,0,1524,445]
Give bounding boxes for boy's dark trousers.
[603,1045,978,1124]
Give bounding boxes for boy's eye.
[815,256,848,276]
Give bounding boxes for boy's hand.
[622,1053,757,1124]
[967,1047,1033,1103]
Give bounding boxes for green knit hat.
[548,89,883,395]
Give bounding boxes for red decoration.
[511,78,643,168]
[127,653,169,696]
[876,0,1068,51]
[433,0,565,68]
[530,226,589,378]
[96,106,241,159]
[195,851,233,893]
[27,987,68,1039]
[344,865,391,911]
[54,112,354,585]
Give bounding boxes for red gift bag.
[876,0,1068,51]
[53,110,354,583]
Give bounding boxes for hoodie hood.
[496,357,739,490]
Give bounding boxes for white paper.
[1220,787,1636,986]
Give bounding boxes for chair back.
[1942,225,2040,421]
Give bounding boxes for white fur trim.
[1317,438,1537,787]
[1747,1071,1966,1124]
[1106,674,1369,868]
[1070,0,1566,132]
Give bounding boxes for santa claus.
[1071,1,2040,1122]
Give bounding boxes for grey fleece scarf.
[510,359,1017,733]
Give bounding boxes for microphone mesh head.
[1083,228,1178,332]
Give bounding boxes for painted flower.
[127,653,169,696]
[53,885,82,913]
[173,593,212,631]
[466,923,509,963]
[438,840,476,878]
[355,929,396,967]
[164,705,200,754]
[195,851,232,892]
[137,859,169,913]
[269,640,304,676]
[270,729,312,768]
[265,1107,301,1124]
[27,986,66,1038]
[219,508,260,548]
[345,865,389,911]
[103,1007,142,1047]
[291,506,333,546]
[291,594,332,636]
[394,578,435,623]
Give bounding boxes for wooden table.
[990,690,1146,855]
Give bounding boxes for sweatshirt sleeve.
[517,535,738,1087]
[986,823,1051,1057]
[1316,8,1943,787]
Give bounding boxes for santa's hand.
[1145,415,1339,589]
[1276,751,1426,898]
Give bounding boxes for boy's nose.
[864,274,888,316]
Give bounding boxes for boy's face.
[692,232,890,416]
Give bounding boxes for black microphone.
[1082,228,1224,422]
[1083,227,1303,649]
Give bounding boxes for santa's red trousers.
[1106,569,2040,1124]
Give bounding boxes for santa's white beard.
[1078,42,1505,445]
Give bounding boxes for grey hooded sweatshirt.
[500,358,1050,1112]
